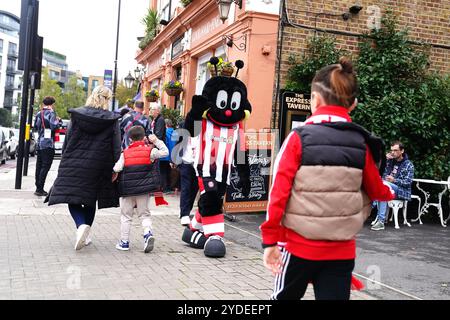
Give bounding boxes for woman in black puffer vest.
[47,85,121,251]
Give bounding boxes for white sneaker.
[75,224,90,250]
[371,217,379,226]
[85,237,92,246]
[180,216,191,226]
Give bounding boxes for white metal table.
[412,179,449,227]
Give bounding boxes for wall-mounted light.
[342,4,363,21]
[222,34,247,51]
[349,5,363,15]
[216,0,242,23]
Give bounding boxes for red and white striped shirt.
[194,119,245,185]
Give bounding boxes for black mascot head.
[201,58,251,126]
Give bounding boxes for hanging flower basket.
[145,89,160,102]
[146,95,158,102]
[165,87,183,96]
[163,80,183,96]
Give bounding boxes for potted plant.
[207,57,235,77]
[163,80,183,96]
[126,99,135,108]
[220,61,235,76]
[145,89,159,102]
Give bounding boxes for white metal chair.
[387,200,411,229]
[386,194,422,229]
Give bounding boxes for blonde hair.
[85,85,112,110]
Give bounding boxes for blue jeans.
[373,181,398,222]
[69,204,96,228]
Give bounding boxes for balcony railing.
[8,50,18,58]
[6,66,16,74]
[3,99,14,108]
[5,83,18,91]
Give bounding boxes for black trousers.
[160,161,172,191]
[179,163,199,218]
[271,249,355,300]
[35,148,55,192]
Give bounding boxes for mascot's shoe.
[204,235,226,258]
[182,227,207,249]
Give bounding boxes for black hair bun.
[209,56,220,65]
[235,60,244,69]
[339,57,354,74]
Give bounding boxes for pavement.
[0,157,377,300]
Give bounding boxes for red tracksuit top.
[261,106,395,260]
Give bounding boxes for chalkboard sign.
[224,132,275,213]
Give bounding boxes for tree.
[0,108,13,127]
[62,75,86,115]
[283,13,450,179]
[36,67,65,118]
[115,82,138,107]
[353,13,450,179]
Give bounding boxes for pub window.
[171,36,184,60]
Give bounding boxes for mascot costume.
[182,57,251,258]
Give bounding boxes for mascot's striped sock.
[190,210,203,232]
[202,214,224,237]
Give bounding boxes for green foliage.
[283,13,450,179]
[116,82,138,107]
[0,108,13,127]
[161,107,183,128]
[180,0,192,7]
[36,67,65,118]
[352,13,450,179]
[61,75,87,116]
[284,35,347,93]
[139,9,159,50]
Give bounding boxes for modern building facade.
[0,10,21,114]
[136,0,280,131]
[86,75,104,96]
[42,48,68,88]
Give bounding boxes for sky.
[0,0,150,80]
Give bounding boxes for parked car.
[0,130,8,164]
[10,128,37,157]
[54,119,69,157]
[1,127,18,160]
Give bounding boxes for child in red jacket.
[261,57,394,300]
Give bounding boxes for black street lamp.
[216,0,242,23]
[124,72,135,89]
[112,0,121,111]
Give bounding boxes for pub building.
[136,0,280,131]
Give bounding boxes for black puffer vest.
[282,122,384,240]
[118,142,161,197]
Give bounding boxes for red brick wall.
[272,0,450,128]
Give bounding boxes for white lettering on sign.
[147,57,163,74]
[283,93,311,111]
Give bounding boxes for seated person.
[371,140,414,231]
